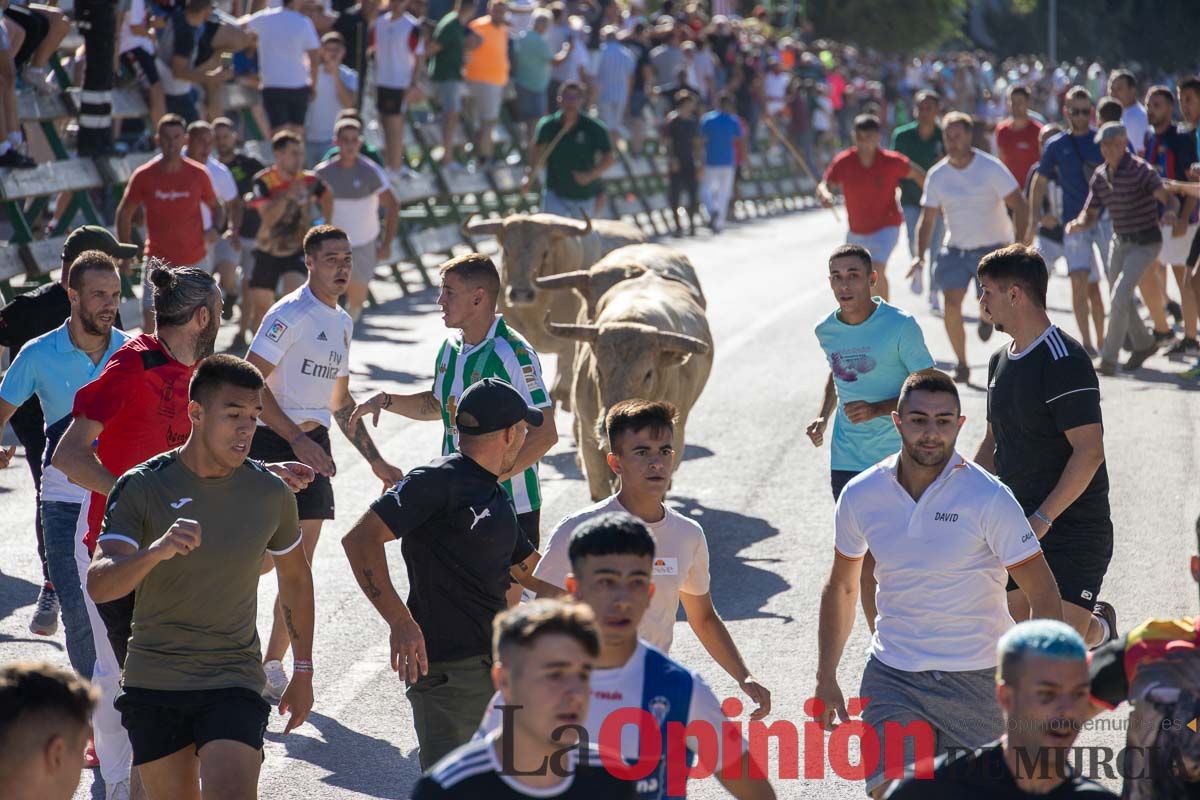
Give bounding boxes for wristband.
[1032,509,1053,527]
[293,660,313,673]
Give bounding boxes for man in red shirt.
[818,113,926,300]
[52,265,312,800]
[116,114,221,332]
[995,85,1043,192]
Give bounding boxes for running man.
[476,512,776,800]
[342,379,553,769]
[815,369,1061,799]
[351,253,557,576]
[974,245,1118,650]
[910,111,1028,383]
[808,244,934,631]
[412,599,637,799]
[532,399,773,718]
[884,621,1115,798]
[246,224,404,701]
[86,355,315,800]
[892,89,944,309]
[817,114,925,301]
[1026,86,1107,356]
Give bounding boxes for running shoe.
[1096,359,1118,377]
[263,659,288,704]
[978,320,994,341]
[1165,337,1200,360]
[1154,328,1176,345]
[953,363,969,383]
[1123,342,1159,372]
[1084,343,1099,359]
[21,65,55,95]
[1181,362,1200,380]
[0,149,37,169]
[29,584,59,636]
[910,268,923,296]
[1092,601,1119,647]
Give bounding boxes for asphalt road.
[0,205,1196,799]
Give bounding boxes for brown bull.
[532,243,706,317]
[463,212,646,409]
[546,271,713,500]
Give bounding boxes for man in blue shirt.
[1026,86,1108,357]
[0,251,130,682]
[699,94,744,233]
[808,243,934,632]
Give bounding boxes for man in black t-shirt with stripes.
[974,245,1119,650]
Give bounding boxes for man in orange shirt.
[463,0,509,167]
[995,85,1042,191]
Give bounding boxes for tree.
[805,0,968,53]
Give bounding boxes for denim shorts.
[934,244,1000,292]
[847,225,901,266]
[1063,227,1105,282]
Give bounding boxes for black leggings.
[669,168,699,224]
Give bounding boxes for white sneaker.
[262,659,288,704]
[910,268,923,296]
[106,778,131,800]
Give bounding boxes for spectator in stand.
[155,0,224,125]
[648,19,683,112]
[512,9,558,144]
[315,119,400,323]
[214,117,266,346]
[1109,70,1148,155]
[685,38,715,105]
[372,0,424,172]
[117,0,166,127]
[0,17,34,169]
[116,114,220,332]
[1027,86,1107,356]
[244,0,322,137]
[594,24,635,142]
[995,85,1042,191]
[544,2,570,105]
[892,89,944,311]
[525,79,614,219]
[304,32,359,166]
[1,3,68,94]
[463,0,509,168]
[762,57,789,119]
[818,113,926,301]
[664,90,701,236]
[333,0,380,99]
[700,93,743,234]
[427,0,481,169]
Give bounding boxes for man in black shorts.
[3,2,69,92]
[342,378,555,769]
[974,245,1118,649]
[884,620,1115,798]
[247,224,403,702]
[85,355,315,799]
[412,599,636,799]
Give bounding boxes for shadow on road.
[267,711,420,799]
[541,450,582,481]
[667,497,793,624]
[352,362,432,387]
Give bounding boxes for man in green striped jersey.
[353,254,558,599]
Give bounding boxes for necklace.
[67,324,109,355]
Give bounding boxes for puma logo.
[170,498,193,509]
[470,506,491,530]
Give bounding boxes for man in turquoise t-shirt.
[808,243,933,631]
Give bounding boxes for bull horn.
[542,211,593,237]
[462,213,505,237]
[654,331,710,355]
[544,313,599,343]
[534,270,591,294]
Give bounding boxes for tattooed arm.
[274,542,315,731]
[332,376,405,487]
[342,509,429,682]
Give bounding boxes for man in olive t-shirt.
[86,355,315,798]
[526,80,616,219]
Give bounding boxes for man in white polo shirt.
[533,399,772,720]
[814,368,1062,799]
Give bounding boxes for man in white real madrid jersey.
[352,253,558,603]
[247,224,404,701]
[814,368,1063,799]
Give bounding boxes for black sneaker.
[953,362,970,383]
[978,320,993,341]
[1092,600,1119,647]
[0,149,37,169]
[1165,337,1200,360]
[1154,328,1176,345]
[222,294,238,321]
[1123,342,1159,371]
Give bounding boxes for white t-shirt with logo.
[245,8,321,89]
[921,149,1019,250]
[534,495,711,653]
[249,284,353,429]
[834,452,1042,673]
[373,12,425,90]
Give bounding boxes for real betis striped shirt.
[433,315,551,513]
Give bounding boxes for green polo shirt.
[533,111,612,200]
[891,121,944,207]
[429,12,466,83]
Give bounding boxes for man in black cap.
[0,225,137,638]
[342,377,557,770]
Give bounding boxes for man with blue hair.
[885,619,1115,797]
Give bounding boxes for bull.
[462,212,646,409]
[546,271,713,501]
[532,243,707,317]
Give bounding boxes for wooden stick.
[764,115,841,222]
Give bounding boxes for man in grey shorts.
[314,119,399,323]
[428,0,481,169]
[814,369,1062,798]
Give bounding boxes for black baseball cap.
[456,378,544,435]
[62,225,140,264]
